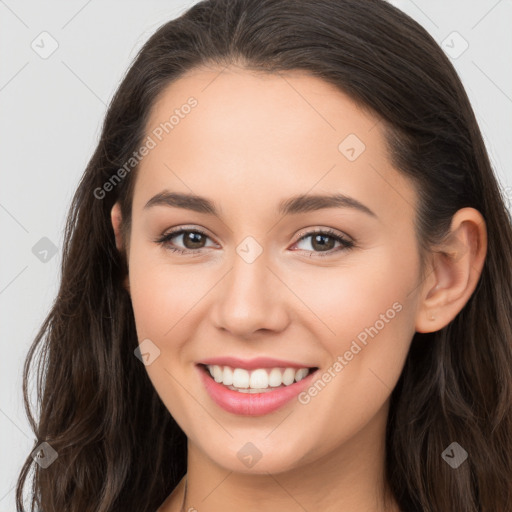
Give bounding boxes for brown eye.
[180,230,207,249]
[293,229,355,257]
[156,228,215,255]
[310,233,337,251]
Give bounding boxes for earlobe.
[111,202,124,252]
[110,202,131,295]
[415,207,487,333]
[123,274,130,294]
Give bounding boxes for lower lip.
[197,365,318,416]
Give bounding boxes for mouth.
[196,363,320,416]
[197,363,319,392]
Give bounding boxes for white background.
[1,0,511,509]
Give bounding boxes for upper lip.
[197,356,318,371]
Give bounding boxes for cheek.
[289,247,417,401]
[127,245,204,419]
[127,244,207,339]
[289,246,415,340]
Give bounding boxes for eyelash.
[154,227,355,258]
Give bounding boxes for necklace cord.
[180,477,188,512]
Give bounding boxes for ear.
[111,201,124,251]
[111,202,130,295]
[415,207,487,333]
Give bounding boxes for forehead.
[146,65,379,153]
[133,66,417,225]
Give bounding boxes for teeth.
[212,365,223,383]
[206,365,312,390]
[249,369,268,389]
[223,366,233,386]
[282,367,296,386]
[233,368,250,388]
[268,368,282,387]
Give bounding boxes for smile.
[197,363,319,416]
[205,364,315,391]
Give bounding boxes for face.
[116,66,423,474]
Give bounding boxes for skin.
[110,66,487,512]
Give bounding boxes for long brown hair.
[16,0,512,510]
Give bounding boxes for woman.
[16,0,512,510]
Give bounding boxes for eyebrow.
[143,190,377,218]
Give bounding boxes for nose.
[211,250,290,339]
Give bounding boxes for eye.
[292,228,355,257]
[155,227,216,255]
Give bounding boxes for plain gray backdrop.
[1,0,511,509]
